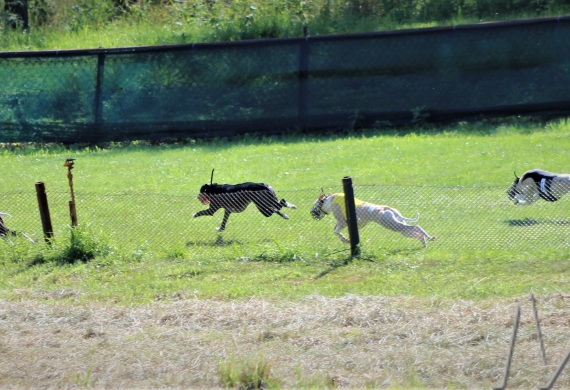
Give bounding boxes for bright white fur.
[312,193,436,248]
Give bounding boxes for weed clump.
[217,353,275,389]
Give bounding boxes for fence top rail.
[1,14,570,59]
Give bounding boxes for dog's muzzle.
[507,181,521,204]
[310,200,326,220]
[197,193,210,205]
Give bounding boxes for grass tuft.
[40,225,112,265]
[217,352,276,389]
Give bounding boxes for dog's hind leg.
[280,199,297,209]
[386,207,419,223]
[410,225,436,247]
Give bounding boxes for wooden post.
[35,182,53,244]
[342,176,360,257]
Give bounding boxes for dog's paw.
[192,213,198,218]
[215,227,225,232]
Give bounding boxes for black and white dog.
[0,213,36,243]
[193,179,296,231]
[507,169,570,205]
[310,193,436,247]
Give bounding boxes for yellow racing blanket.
[330,193,364,219]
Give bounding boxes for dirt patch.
[1,294,569,388]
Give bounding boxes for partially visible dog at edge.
[193,170,297,231]
[310,192,436,248]
[0,213,36,243]
[507,168,570,205]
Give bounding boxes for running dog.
[310,193,436,247]
[193,181,296,231]
[507,169,570,205]
[0,213,36,243]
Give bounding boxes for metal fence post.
[94,52,106,140]
[342,176,360,257]
[493,301,521,390]
[35,182,53,244]
[530,293,547,365]
[298,26,309,125]
[539,348,570,390]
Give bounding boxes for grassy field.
[2,120,570,388]
[3,2,570,388]
[1,119,570,306]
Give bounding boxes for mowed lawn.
[1,119,570,304]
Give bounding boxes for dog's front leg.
[193,208,216,218]
[217,209,231,232]
[334,222,350,243]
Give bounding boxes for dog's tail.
[402,211,420,223]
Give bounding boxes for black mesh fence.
[2,183,570,261]
[2,15,570,143]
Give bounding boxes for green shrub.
[56,225,111,264]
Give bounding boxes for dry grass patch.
[1,294,570,388]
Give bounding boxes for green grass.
[2,119,570,304]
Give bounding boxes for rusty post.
[35,182,53,244]
[63,158,78,227]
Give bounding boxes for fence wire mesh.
[2,183,570,260]
[2,16,570,142]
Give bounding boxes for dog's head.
[507,171,524,204]
[310,193,328,220]
[198,184,216,205]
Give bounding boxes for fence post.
[64,158,78,227]
[93,52,105,140]
[539,348,570,390]
[493,301,521,390]
[35,182,53,244]
[342,176,360,257]
[298,26,309,125]
[530,293,547,365]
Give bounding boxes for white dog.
[310,193,436,247]
[507,169,570,205]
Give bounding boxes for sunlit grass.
[1,120,570,304]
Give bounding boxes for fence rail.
[2,15,570,142]
[2,182,570,260]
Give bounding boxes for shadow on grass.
[316,258,352,279]
[186,235,274,247]
[186,235,242,247]
[506,218,570,227]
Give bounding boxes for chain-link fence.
[2,15,570,143]
[2,182,570,260]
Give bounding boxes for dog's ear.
[318,193,326,200]
[514,171,519,180]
